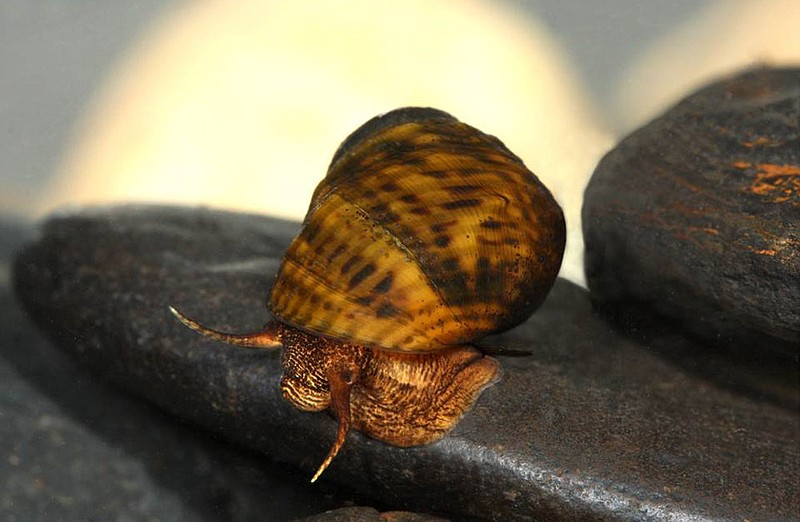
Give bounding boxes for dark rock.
[296,506,448,521]
[13,205,800,521]
[583,67,800,354]
[0,215,357,521]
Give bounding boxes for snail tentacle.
[168,306,281,348]
[310,364,357,483]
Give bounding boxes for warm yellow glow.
[615,0,800,133]
[39,0,612,285]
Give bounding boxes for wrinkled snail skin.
[170,107,566,482]
[169,310,501,483]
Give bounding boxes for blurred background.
[2,0,799,286]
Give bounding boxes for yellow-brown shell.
[268,107,565,352]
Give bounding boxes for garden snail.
[170,107,565,482]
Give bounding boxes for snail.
[170,107,565,482]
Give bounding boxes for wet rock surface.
[0,215,363,521]
[12,205,799,521]
[583,67,800,354]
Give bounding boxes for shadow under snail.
[170,107,565,482]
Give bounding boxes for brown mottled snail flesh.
[170,107,565,482]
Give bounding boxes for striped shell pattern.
[268,107,565,352]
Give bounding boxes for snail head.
[169,306,367,482]
[276,324,368,482]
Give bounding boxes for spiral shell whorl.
[268,107,565,352]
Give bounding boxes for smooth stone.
[13,205,800,521]
[583,67,800,354]
[0,215,360,520]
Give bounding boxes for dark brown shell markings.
[170,107,566,481]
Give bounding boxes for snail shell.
[171,107,565,482]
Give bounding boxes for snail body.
[171,107,565,481]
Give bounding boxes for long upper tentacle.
[169,306,281,348]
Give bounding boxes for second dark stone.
[583,67,800,354]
